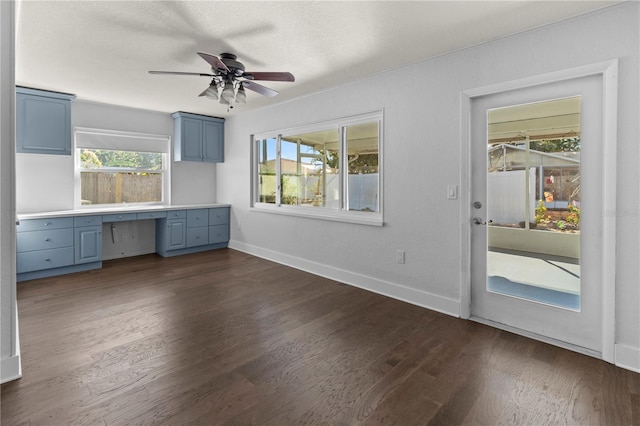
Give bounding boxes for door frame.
[459,60,618,362]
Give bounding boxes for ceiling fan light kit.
[149,52,294,108]
[205,82,219,100]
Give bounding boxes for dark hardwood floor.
[2,249,639,425]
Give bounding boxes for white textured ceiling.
[16,1,617,118]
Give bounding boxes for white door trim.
[459,60,618,362]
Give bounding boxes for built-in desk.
[16,204,230,282]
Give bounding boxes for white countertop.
[17,203,231,220]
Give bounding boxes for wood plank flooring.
[2,249,639,425]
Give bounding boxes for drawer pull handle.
[45,238,51,242]
[44,222,50,226]
[150,214,155,217]
[44,258,51,262]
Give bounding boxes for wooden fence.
[81,172,162,205]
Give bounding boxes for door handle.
[473,217,486,225]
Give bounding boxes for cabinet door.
[202,120,224,162]
[75,226,102,264]
[181,118,203,161]
[165,219,187,250]
[16,94,71,155]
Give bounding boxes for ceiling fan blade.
[245,72,295,82]
[243,81,278,97]
[149,71,213,77]
[197,52,230,72]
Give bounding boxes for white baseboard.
[1,354,22,384]
[229,240,460,318]
[615,343,640,373]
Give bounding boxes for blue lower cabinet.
[17,228,74,253]
[17,247,74,274]
[102,213,137,222]
[18,207,230,278]
[16,216,103,281]
[156,216,187,255]
[166,220,187,250]
[187,227,209,248]
[209,207,230,226]
[75,226,102,264]
[209,224,230,244]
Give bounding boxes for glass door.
[470,73,605,353]
[487,97,581,311]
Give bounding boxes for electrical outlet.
[396,250,405,264]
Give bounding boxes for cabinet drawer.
[187,209,208,228]
[17,247,74,273]
[74,215,103,227]
[102,213,137,222]
[166,210,187,219]
[209,224,230,244]
[186,226,209,248]
[137,211,167,220]
[17,228,74,253]
[17,217,73,232]
[209,208,230,226]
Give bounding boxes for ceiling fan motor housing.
[219,53,245,76]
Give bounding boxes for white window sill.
[250,203,383,226]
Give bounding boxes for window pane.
[81,172,162,205]
[345,122,379,212]
[281,129,340,208]
[280,138,299,205]
[257,138,277,204]
[79,149,164,205]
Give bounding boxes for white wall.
[218,3,640,370]
[16,99,218,213]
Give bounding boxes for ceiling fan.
[149,52,294,106]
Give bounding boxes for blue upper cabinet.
[172,112,224,163]
[16,87,76,155]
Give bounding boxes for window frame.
[251,111,383,226]
[74,127,171,209]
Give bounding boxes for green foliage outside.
[530,137,580,153]
[80,149,162,171]
[566,203,580,226]
[535,199,548,223]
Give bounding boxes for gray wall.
[218,3,640,369]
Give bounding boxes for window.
[75,128,170,207]
[252,111,382,225]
